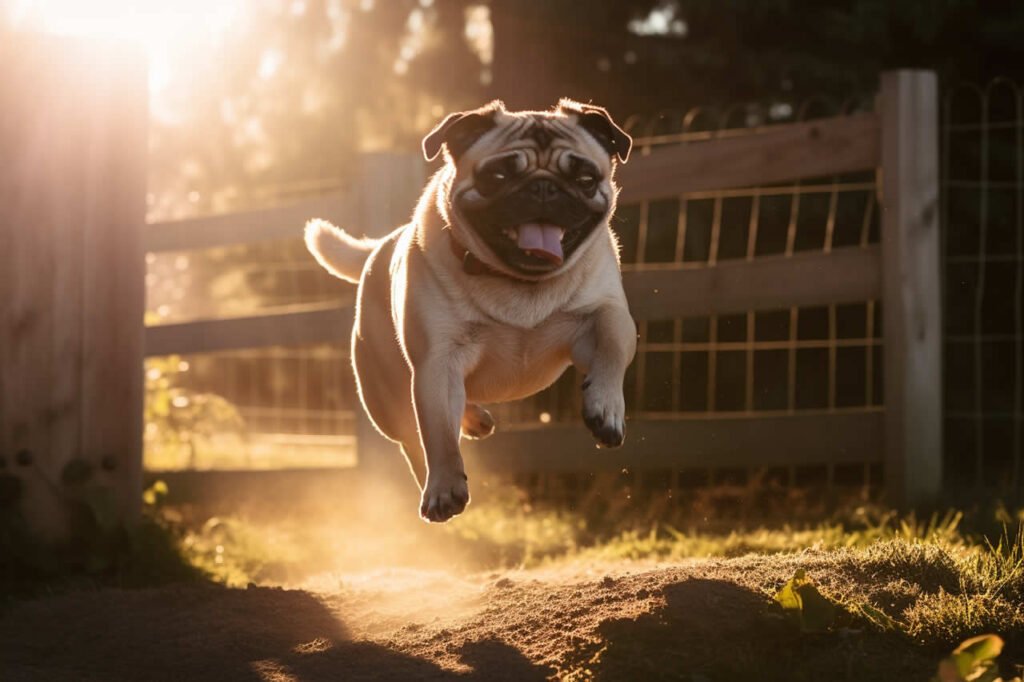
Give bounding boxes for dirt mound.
[0,552,1004,681]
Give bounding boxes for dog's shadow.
[0,584,552,681]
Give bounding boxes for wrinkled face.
[429,102,629,279]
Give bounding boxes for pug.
[305,99,636,522]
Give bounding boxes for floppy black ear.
[422,101,503,162]
[559,99,632,163]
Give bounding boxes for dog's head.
[424,99,632,279]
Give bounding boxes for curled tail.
[304,218,379,284]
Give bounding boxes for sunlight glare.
[6,0,242,94]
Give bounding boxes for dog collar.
[448,232,495,276]
[452,231,550,282]
[447,231,546,284]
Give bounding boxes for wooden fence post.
[355,152,428,237]
[880,70,943,508]
[0,36,147,541]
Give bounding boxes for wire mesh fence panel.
[142,154,424,472]
[143,344,357,471]
[942,79,1024,491]
[143,228,359,471]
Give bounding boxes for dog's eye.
[576,174,597,191]
[476,163,514,195]
[479,164,512,183]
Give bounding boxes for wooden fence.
[0,54,943,543]
[141,70,942,508]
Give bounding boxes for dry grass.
[4,479,1023,680]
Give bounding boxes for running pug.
[306,99,636,522]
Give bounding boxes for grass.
[168,489,1024,651]
[4,477,1024,679]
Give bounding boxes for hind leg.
[461,403,495,440]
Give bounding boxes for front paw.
[582,379,626,448]
[420,470,470,523]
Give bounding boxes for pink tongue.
[516,223,564,265]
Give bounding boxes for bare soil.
[0,550,978,682]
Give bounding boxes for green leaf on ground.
[934,634,1008,682]
[774,568,837,633]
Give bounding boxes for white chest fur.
[462,312,582,404]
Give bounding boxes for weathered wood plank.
[79,44,149,527]
[0,36,68,540]
[880,70,942,508]
[463,412,883,473]
[145,154,426,253]
[145,192,353,253]
[623,246,881,319]
[144,304,354,357]
[617,113,880,203]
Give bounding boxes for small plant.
[773,568,838,633]
[934,634,1021,682]
[144,355,246,469]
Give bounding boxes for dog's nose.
[527,178,558,203]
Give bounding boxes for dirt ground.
[1,550,964,682]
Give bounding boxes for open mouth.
[500,223,568,267]
[457,180,604,275]
[458,201,602,275]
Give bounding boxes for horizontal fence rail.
[146,192,353,253]
[144,303,353,357]
[463,412,883,473]
[624,246,881,319]
[618,113,880,202]
[145,152,425,253]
